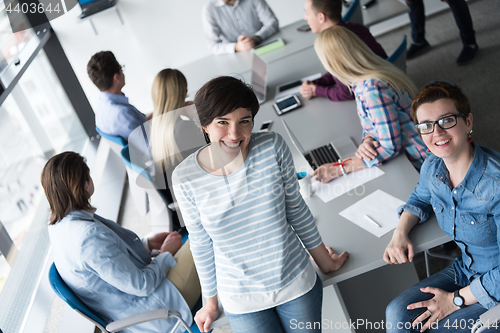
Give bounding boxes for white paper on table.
[338,189,406,238]
[311,167,385,203]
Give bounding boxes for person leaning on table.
[201,0,279,54]
[311,26,427,184]
[300,0,388,101]
[43,152,200,333]
[384,81,500,332]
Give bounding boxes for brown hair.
[411,81,471,124]
[194,76,259,132]
[311,0,343,23]
[87,51,121,91]
[41,152,93,224]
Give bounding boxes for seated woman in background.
[43,152,200,333]
[149,69,206,202]
[173,76,348,333]
[312,26,427,183]
[384,81,500,332]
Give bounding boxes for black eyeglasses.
[415,113,465,135]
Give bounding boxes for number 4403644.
[5,2,61,14]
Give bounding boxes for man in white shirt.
[202,0,279,54]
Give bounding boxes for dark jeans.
[386,266,499,332]
[407,0,476,46]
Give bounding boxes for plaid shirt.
[354,79,427,169]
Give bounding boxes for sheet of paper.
[311,167,385,203]
[338,189,406,238]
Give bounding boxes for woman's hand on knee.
[406,287,457,332]
[195,302,219,332]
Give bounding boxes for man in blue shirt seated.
[87,51,152,142]
[202,0,279,54]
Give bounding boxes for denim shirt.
[48,211,192,333]
[398,143,500,309]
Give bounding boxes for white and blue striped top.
[172,132,322,313]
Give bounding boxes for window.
[0,48,87,333]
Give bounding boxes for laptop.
[78,0,117,19]
[275,72,322,100]
[251,53,268,104]
[281,119,358,170]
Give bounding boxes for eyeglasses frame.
[415,113,466,135]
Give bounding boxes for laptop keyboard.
[307,144,340,169]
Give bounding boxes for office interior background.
[0,0,498,332]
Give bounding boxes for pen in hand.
[364,214,382,228]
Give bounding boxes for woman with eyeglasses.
[312,26,427,183]
[384,81,500,332]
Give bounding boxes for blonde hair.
[314,26,418,97]
[150,69,188,167]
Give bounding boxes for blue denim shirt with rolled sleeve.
[398,143,500,310]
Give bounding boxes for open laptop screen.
[251,53,267,101]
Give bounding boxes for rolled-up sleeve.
[357,81,403,168]
[398,158,433,223]
[470,185,500,309]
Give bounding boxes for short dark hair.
[41,152,93,224]
[87,51,121,91]
[411,81,471,124]
[194,76,260,129]
[311,0,343,23]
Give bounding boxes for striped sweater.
[172,132,322,313]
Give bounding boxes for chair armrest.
[472,304,500,333]
[480,304,500,326]
[106,308,172,332]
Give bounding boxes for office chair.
[386,35,408,73]
[95,127,127,155]
[343,0,363,25]
[424,241,461,277]
[121,145,175,232]
[48,263,195,333]
[96,127,149,216]
[471,304,500,333]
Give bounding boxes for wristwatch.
[453,290,466,309]
[253,35,262,45]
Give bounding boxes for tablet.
[273,94,301,116]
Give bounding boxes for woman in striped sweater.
[172,76,348,333]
